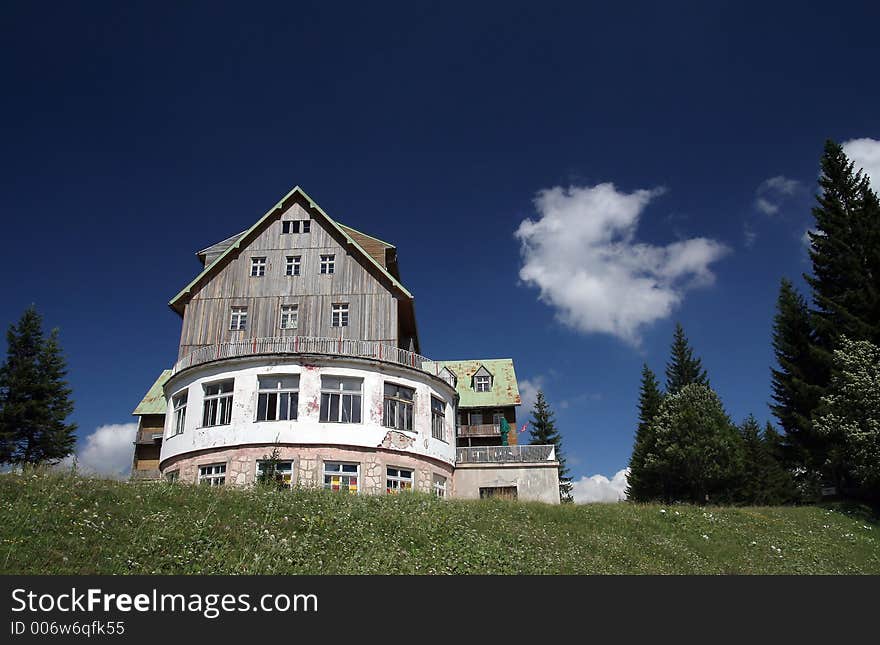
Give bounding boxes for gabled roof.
[424,359,521,408]
[132,369,172,415]
[168,186,414,314]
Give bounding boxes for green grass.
[1,470,878,574]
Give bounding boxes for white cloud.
[515,183,728,345]
[572,468,629,503]
[60,423,137,479]
[518,376,544,413]
[754,175,802,215]
[842,137,880,192]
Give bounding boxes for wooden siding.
[178,202,399,359]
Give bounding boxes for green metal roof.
[424,359,521,408]
[132,369,172,416]
[168,186,413,313]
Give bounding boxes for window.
[432,474,447,498]
[331,303,349,327]
[165,470,179,484]
[386,467,413,493]
[202,379,234,427]
[256,460,294,489]
[469,411,486,426]
[492,411,504,426]
[199,463,226,486]
[431,396,446,441]
[383,383,414,431]
[256,375,299,421]
[475,375,491,392]
[280,304,298,330]
[480,486,517,500]
[251,257,266,277]
[230,306,248,331]
[319,376,362,423]
[285,255,301,276]
[320,254,335,274]
[323,462,358,492]
[282,220,310,234]
[171,391,187,436]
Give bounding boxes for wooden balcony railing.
[455,445,556,464]
[172,336,456,388]
[457,424,502,437]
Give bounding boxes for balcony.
[457,423,502,438]
[172,336,456,387]
[456,445,556,464]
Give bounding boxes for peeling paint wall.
[160,356,457,469]
[453,463,560,504]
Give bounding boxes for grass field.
[1,470,877,574]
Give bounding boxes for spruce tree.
[665,323,709,395]
[528,390,572,502]
[806,140,880,351]
[770,278,827,469]
[0,306,77,465]
[737,415,796,505]
[626,364,664,502]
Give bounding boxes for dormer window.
[251,257,266,277]
[472,365,493,392]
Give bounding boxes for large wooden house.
[131,186,560,502]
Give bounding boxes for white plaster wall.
[160,356,457,468]
[453,463,561,504]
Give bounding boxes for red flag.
[519,423,527,433]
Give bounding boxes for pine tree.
[0,306,77,465]
[665,323,709,395]
[528,390,572,502]
[644,384,744,504]
[737,415,796,505]
[806,140,880,351]
[770,278,827,470]
[626,364,664,502]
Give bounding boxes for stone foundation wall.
[161,444,453,495]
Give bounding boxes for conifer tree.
[529,390,572,502]
[737,415,796,505]
[665,323,709,395]
[0,306,76,465]
[770,278,827,468]
[626,364,664,502]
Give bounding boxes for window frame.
[198,463,227,486]
[285,255,301,276]
[279,303,299,330]
[256,375,299,422]
[229,306,248,331]
[250,257,267,277]
[319,376,363,424]
[386,466,414,494]
[323,461,359,493]
[383,382,415,432]
[171,390,188,436]
[432,474,447,498]
[331,303,349,327]
[165,470,180,484]
[256,459,295,489]
[201,379,234,428]
[320,254,336,275]
[431,396,446,442]
[474,375,491,392]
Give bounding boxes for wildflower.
[659,509,667,514]
[702,534,709,540]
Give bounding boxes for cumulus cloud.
[572,468,629,503]
[518,376,544,413]
[754,175,802,215]
[842,137,880,192]
[515,183,728,345]
[60,423,137,479]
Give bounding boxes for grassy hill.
[1,471,877,574]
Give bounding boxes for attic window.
[320,254,335,275]
[282,220,310,234]
[475,375,491,392]
[251,257,266,277]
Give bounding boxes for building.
[131,186,560,503]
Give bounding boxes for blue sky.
[2,1,879,497]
